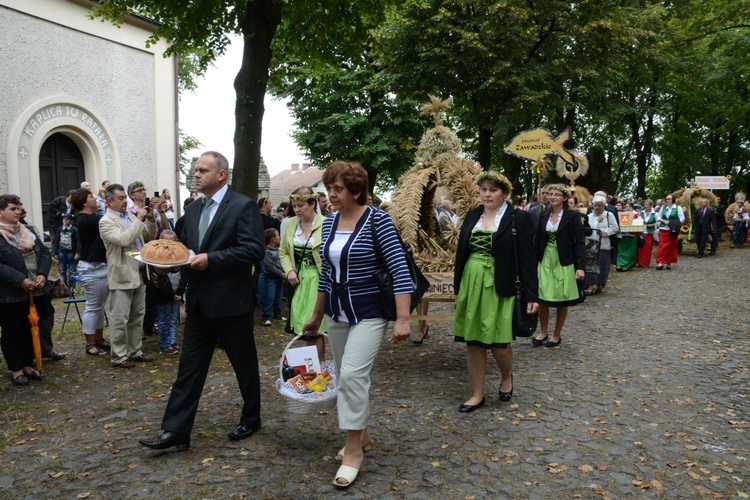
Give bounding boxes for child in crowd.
[53,213,80,287]
[148,230,187,355]
[261,228,286,326]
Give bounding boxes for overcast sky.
[178,35,308,180]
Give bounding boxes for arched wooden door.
[39,133,84,231]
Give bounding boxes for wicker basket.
[276,333,337,414]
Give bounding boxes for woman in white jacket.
[584,196,619,295]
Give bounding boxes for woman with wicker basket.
[453,171,538,412]
[303,161,412,488]
[280,186,326,360]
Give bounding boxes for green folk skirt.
[538,240,583,307]
[454,253,514,348]
[289,263,326,335]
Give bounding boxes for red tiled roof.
[268,166,324,204]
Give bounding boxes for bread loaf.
[140,239,190,265]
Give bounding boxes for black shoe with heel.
[499,374,513,402]
[531,335,548,347]
[413,325,430,345]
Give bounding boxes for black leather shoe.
[24,369,43,381]
[458,397,486,413]
[499,374,513,402]
[228,423,261,441]
[139,431,190,451]
[531,336,548,347]
[43,351,66,361]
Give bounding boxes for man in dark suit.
[693,198,715,258]
[139,151,265,451]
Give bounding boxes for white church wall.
[0,0,177,230]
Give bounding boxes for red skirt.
[656,230,679,264]
[637,233,654,267]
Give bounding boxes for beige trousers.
[326,316,388,430]
[108,286,146,364]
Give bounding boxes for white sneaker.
[262,319,272,326]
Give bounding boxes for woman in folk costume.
[453,171,538,411]
[279,186,326,359]
[637,199,658,267]
[532,184,585,348]
[655,194,684,270]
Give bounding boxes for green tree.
[269,2,425,191]
[91,0,282,198]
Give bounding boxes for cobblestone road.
[1,244,748,499]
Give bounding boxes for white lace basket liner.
[275,333,338,414]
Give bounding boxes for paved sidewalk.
[1,244,748,498]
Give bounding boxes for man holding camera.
[99,183,157,368]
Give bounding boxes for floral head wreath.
[476,170,513,192]
[546,183,572,198]
[289,193,318,203]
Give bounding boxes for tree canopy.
[90,0,750,199]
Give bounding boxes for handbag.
[511,213,538,338]
[668,219,681,237]
[637,235,646,248]
[371,214,430,321]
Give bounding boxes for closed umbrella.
[28,291,42,373]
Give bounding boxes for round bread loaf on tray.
[140,239,190,266]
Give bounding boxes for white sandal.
[335,441,373,464]
[333,464,359,488]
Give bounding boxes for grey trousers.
[108,286,146,364]
[326,317,388,430]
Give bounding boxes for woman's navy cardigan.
[318,207,413,324]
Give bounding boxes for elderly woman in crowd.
[532,184,584,348]
[454,171,538,410]
[655,193,685,270]
[584,196,620,295]
[70,188,111,356]
[280,185,326,359]
[0,194,49,385]
[303,161,412,488]
[637,199,658,267]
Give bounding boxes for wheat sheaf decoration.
[389,95,482,273]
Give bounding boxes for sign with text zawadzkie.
[504,126,575,165]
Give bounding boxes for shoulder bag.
[371,213,430,321]
[511,213,538,338]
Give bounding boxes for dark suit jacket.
[180,188,265,318]
[454,204,538,304]
[45,195,68,225]
[537,208,586,271]
[693,207,715,233]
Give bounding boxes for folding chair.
[61,275,86,334]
